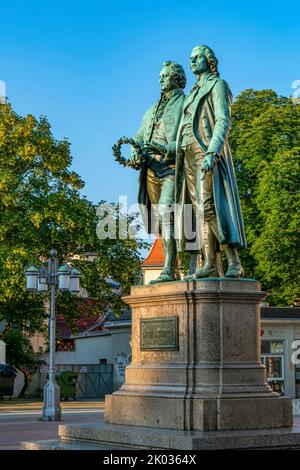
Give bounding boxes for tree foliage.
[2,328,43,397]
[0,101,145,340]
[3,329,38,368]
[231,89,300,305]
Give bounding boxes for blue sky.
[1,0,299,206]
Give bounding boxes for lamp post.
[25,249,82,421]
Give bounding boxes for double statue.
[114,45,247,283]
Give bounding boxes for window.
[99,358,107,365]
[270,341,284,354]
[261,356,284,381]
[56,339,75,352]
[261,339,285,392]
[261,339,284,355]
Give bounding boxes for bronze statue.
[175,45,246,278]
[114,61,186,283]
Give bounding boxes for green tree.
[2,329,43,397]
[0,101,145,365]
[252,149,300,304]
[231,90,300,305]
[58,204,147,331]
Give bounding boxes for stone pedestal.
[105,279,292,431]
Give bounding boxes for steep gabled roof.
[141,237,164,267]
[56,311,106,339]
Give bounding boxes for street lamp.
[24,249,82,421]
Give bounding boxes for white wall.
[111,330,131,390]
[143,268,162,285]
[13,370,25,397]
[55,334,111,365]
[53,327,132,391]
[0,340,6,363]
[30,332,47,353]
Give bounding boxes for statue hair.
[193,45,219,76]
[163,61,186,89]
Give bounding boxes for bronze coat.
[134,89,185,234]
[175,74,247,251]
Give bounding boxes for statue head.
[159,61,186,93]
[190,45,219,77]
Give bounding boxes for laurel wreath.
[112,136,142,169]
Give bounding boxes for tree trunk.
[18,367,30,398]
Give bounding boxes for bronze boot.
[224,245,244,278]
[194,224,219,279]
[148,238,176,284]
[183,253,199,281]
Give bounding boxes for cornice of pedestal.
[123,279,267,307]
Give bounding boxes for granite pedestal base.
[105,280,292,431]
[56,422,300,449]
[21,422,300,450]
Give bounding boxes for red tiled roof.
[56,299,105,339]
[141,237,165,267]
[56,313,104,339]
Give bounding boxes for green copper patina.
[175,45,246,279]
[130,61,186,283]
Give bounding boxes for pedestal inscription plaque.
[140,317,178,351]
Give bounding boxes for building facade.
[261,307,300,398]
[42,310,132,394]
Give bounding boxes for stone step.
[21,422,300,450]
[20,439,125,450]
[57,422,300,450]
